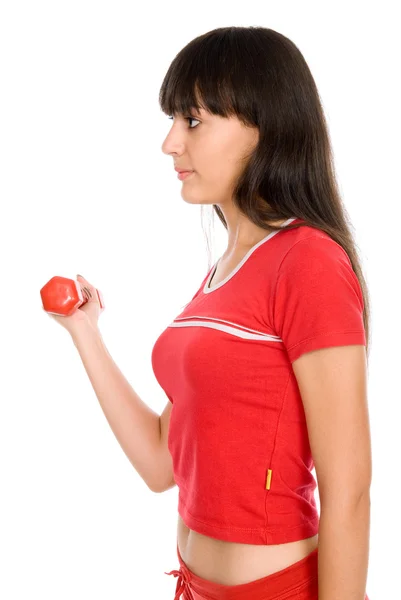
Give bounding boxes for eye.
[168,116,200,129]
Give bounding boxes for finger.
[77,275,95,295]
[83,286,92,298]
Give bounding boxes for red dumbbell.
[40,276,105,317]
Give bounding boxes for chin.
[181,192,218,206]
[180,193,203,205]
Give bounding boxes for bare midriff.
[177,514,318,586]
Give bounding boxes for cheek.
[210,159,240,187]
[198,136,243,183]
[203,165,230,189]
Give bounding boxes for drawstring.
[164,563,193,599]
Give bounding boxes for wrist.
[71,322,102,347]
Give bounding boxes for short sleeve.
[273,236,366,363]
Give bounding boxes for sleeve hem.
[288,330,366,363]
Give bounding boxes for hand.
[44,274,102,337]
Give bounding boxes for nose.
[161,120,187,157]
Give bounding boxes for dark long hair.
[159,26,371,362]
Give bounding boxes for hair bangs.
[158,28,256,126]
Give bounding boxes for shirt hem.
[178,497,320,544]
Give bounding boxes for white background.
[1,1,399,598]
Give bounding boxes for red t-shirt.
[151,217,366,544]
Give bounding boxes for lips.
[175,167,193,173]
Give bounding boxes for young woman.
[49,26,371,600]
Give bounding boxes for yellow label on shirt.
[266,469,272,490]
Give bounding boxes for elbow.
[148,479,176,494]
[148,481,163,494]
[321,488,371,513]
[150,479,177,494]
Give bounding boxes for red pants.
[165,543,370,600]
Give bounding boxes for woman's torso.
[177,514,318,586]
[177,229,318,586]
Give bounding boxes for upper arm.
[273,235,366,364]
[155,400,176,493]
[292,344,372,507]
[272,235,371,504]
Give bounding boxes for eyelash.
[168,116,200,129]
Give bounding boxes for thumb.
[77,274,92,288]
[76,274,95,300]
[76,274,105,314]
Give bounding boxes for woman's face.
[161,106,259,207]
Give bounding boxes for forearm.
[318,494,370,600]
[71,324,161,491]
